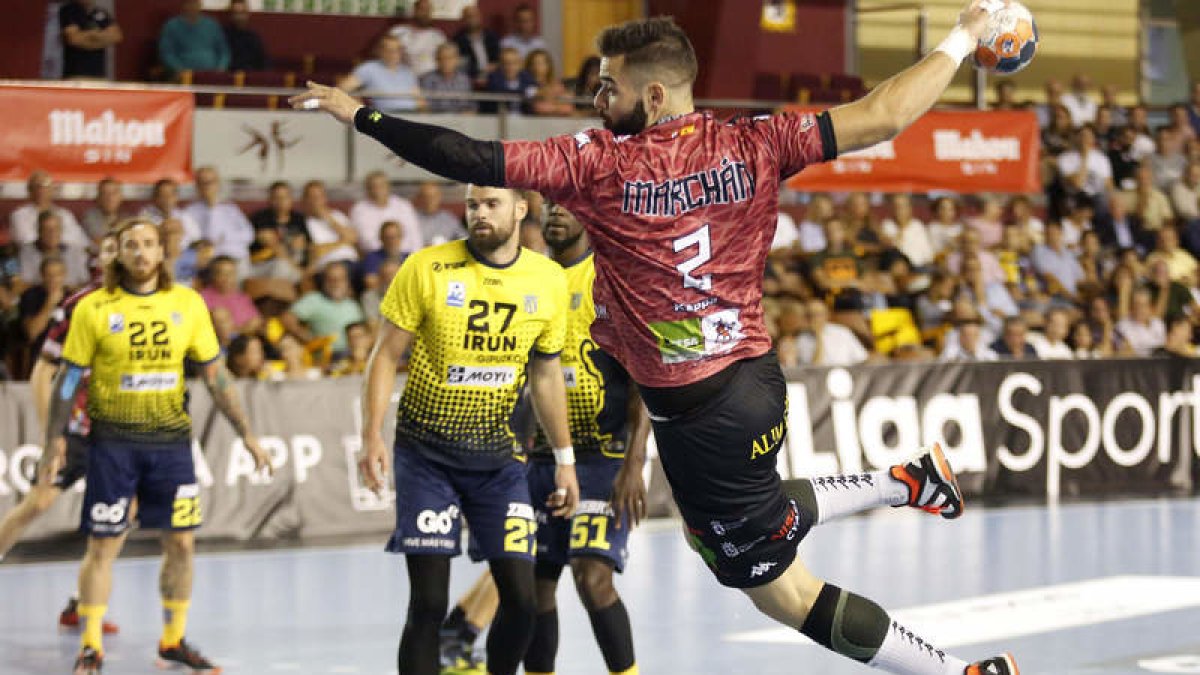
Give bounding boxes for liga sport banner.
[0,85,193,183]
[786,108,1041,193]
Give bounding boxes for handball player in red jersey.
[294,2,1018,672]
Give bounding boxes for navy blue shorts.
[385,442,535,562]
[82,438,199,537]
[528,458,630,573]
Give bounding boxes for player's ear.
[645,81,667,112]
[513,192,529,223]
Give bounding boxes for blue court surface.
[2,498,1199,674]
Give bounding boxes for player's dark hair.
[597,16,698,86]
[105,217,174,293]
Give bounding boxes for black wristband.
[816,111,839,162]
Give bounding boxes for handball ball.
[973,1,1038,75]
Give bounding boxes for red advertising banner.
[786,108,1041,193]
[0,85,193,183]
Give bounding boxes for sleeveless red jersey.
[504,110,830,387]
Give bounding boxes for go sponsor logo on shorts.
[90,497,130,526]
[416,505,460,535]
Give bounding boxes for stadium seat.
[752,73,785,102]
[189,70,238,108]
[230,71,297,110]
[787,72,824,104]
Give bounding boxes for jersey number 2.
[674,224,712,291]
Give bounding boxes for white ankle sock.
[810,471,909,525]
[868,620,968,675]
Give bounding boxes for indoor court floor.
[2,497,1199,674]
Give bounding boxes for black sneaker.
[439,634,484,674]
[156,638,222,674]
[890,442,965,519]
[966,653,1020,675]
[73,647,103,674]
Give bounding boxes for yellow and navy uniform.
[530,251,633,461]
[381,239,568,469]
[61,284,221,443]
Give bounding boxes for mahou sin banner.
[0,85,193,183]
[786,108,1041,194]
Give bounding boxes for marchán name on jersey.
[621,158,755,218]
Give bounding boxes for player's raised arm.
[359,320,415,495]
[290,83,506,187]
[827,0,999,155]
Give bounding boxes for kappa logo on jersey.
[562,366,578,388]
[119,372,179,391]
[446,365,516,387]
[416,505,460,535]
[524,295,538,314]
[446,281,466,308]
[573,131,592,148]
[108,313,125,334]
[570,292,583,310]
[799,114,815,133]
[749,561,778,578]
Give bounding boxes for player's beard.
[603,99,649,136]
[544,222,583,254]
[468,219,516,253]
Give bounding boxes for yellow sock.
[78,603,107,654]
[611,666,638,675]
[161,599,190,647]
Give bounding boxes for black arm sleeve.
[817,111,838,162]
[353,106,506,186]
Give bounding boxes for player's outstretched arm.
[289,82,504,187]
[612,387,650,529]
[359,320,415,496]
[828,0,1000,155]
[528,355,580,517]
[200,359,273,475]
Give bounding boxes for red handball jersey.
[41,281,100,436]
[504,110,830,387]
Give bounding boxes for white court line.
[726,576,1200,649]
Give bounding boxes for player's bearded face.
[118,223,165,283]
[542,204,583,252]
[603,98,649,136]
[466,190,523,252]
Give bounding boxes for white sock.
[810,471,909,525]
[868,620,968,675]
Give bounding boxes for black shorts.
[31,434,89,490]
[648,352,812,588]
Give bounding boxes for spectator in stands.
[1117,287,1166,355]
[1032,220,1087,301]
[1086,295,1124,356]
[946,228,1005,285]
[1062,73,1097,127]
[500,4,546,59]
[991,316,1037,358]
[1128,105,1155,152]
[1009,194,1045,244]
[272,333,322,380]
[18,210,89,288]
[809,218,862,298]
[283,261,364,356]
[1059,195,1093,249]
[969,195,1005,249]
[200,255,261,337]
[1170,103,1197,142]
[349,171,422,254]
[1151,125,1188,190]
[413,182,465,246]
[1146,255,1196,321]
[793,194,832,253]
[1069,318,1102,357]
[81,177,126,243]
[227,333,266,379]
[915,271,955,333]
[159,0,230,77]
[1124,163,1174,235]
[1029,307,1074,358]
[420,42,474,113]
[795,298,868,366]
[360,220,406,288]
[1156,315,1198,357]
[958,253,1018,333]
[1151,225,1198,283]
[361,257,401,329]
[1108,125,1143,191]
[329,321,372,376]
[302,180,358,268]
[881,193,933,269]
[1171,161,1200,222]
[482,47,536,114]
[453,3,500,84]
[339,35,421,113]
[524,49,574,116]
[991,80,1018,111]
[1041,104,1075,159]
[390,0,445,77]
[250,181,310,252]
[1099,85,1127,125]
[185,166,254,265]
[224,0,267,72]
[142,177,202,247]
[1094,193,1149,256]
[1058,124,1115,205]
[842,192,885,255]
[927,196,963,255]
[248,224,303,284]
[1094,107,1118,148]
[60,0,122,80]
[10,171,88,248]
[1078,227,1108,287]
[162,218,200,287]
[939,316,998,361]
[570,56,602,111]
[18,257,68,353]
[1036,78,1065,129]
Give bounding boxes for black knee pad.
[799,583,888,664]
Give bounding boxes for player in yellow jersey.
[359,185,580,675]
[49,218,271,675]
[438,203,650,675]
